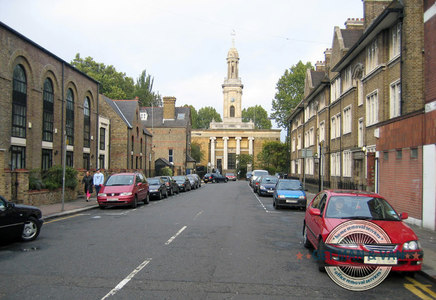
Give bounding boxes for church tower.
[222,36,243,122]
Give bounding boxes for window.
[331,116,337,139]
[331,114,341,139]
[12,65,27,138]
[383,151,389,160]
[390,80,401,118]
[357,79,364,106]
[319,121,325,142]
[83,97,91,148]
[305,157,314,175]
[140,111,148,120]
[66,89,74,145]
[390,23,401,59]
[330,152,340,177]
[343,150,352,177]
[66,151,74,167]
[11,146,25,170]
[305,131,309,147]
[131,136,134,152]
[291,160,295,173]
[331,77,341,102]
[366,91,378,126]
[169,149,173,163]
[309,127,314,146]
[358,118,364,147]
[177,113,185,120]
[42,149,52,171]
[43,78,54,142]
[297,134,302,150]
[411,148,418,159]
[230,106,235,117]
[320,93,326,110]
[140,138,143,153]
[343,106,352,134]
[99,155,105,169]
[366,39,378,72]
[99,127,106,150]
[228,153,236,169]
[83,153,90,170]
[396,149,402,160]
[292,137,296,152]
[343,66,352,91]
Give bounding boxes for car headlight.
[150,189,158,192]
[299,196,306,200]
[120,192,132,196]
[278,195,286,199]
[403,240,420,250]
[98,193,106,197]
[260,185,265,190]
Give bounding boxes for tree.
[242,105,272,129]
[71,53,135,100]
[190,142,203,163]
[257,141,288,174]
[185,105,199,129]
[236,154,253,179]
[196,107,222,129]
[134,70,162,107]
[271,61,313,128]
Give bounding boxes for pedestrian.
[82,171,93,201]
[93,168,105,196]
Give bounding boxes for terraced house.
[288,0,435,229]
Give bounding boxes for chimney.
[363,0,392,29]
[315,61,326,72]
[163,96,176,120]
[345,18,365,30]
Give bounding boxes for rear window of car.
[261,177,278,184]
[254,171,268,176]
[105,175,134,186]
[148,178,160,184]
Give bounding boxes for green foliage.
[197,107,222,129]
[271,61,313,128]
[190,142,203,162]
[236,154,253,179]
[242,105,272,129]
[257,141,288,174]
[160,167,173,176]
[42,165,78,190]
[134,70,162,107]
[186,105,199,129]
[29,169,44,190]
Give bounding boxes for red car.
[303,190,423,276]
[225,173,237,181]
[97,172,149,209]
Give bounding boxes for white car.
[250,170,269,187]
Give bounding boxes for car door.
[0,197,23,239]
[136,174,146,200]
[305,192,325,247]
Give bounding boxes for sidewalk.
[39,195,436,283]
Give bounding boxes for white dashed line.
[165,226,187,245]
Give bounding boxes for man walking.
[93,169,105,195]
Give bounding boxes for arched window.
[66,89,74,145]
[43,78,54,142]
[83,97,91,148]
[230,105,235,118]
[12,64,27,138]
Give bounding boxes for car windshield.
[325,196,401,221]
[226,173,235,176]
[173,176,185,182]
[148,179,160,185]
[105,175,134,186]
[261,177,278,184]
[254,171,268,176]
[276,181,302,190]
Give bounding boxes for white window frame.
[309,127,314,146]
[331,77,341,102]
[330,152,341,177]
[331,116,336,139]
[305,131,309,147]
[297,134,301,150]
[291,160,296,173]
[390,80,401,118]
[343,66,352,92]
[305,157,314,175]
[366,91,378,126]
[357,79,364,106]
[366,39,378,72]
[319,121,325,142]
[336,113,341,138]
[358,118,364,147]
[343,150,352,177]
[343,105,352,134]
[292,137,296,152]
[390,23,401,60]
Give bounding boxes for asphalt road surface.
[1,181,435,299]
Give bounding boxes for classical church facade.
[191,42,281,174]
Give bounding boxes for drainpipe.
[96,84,100,169]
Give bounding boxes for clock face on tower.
[231,98,235,102]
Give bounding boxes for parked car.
[0,195,43,242]
[252,176,262,193]
[225,173,237,181]
[160,176,179,195]
[97,172,149,209]
[187,174,198,189]
[203,173,228,183]
[257,175,279,196]
[148,177,168,200]
[273,179,306,209]
[246,172,252,181]
[190,174,202,188]
[203,173,213,183]
[249,170,269,187]
[173,176,192,192]
[303,190,423,277]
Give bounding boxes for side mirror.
[308,207,321,216]
[7,202,15,209]
[400,212,408,220]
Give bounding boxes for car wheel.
[273,199,280,210]
[165,190,168,198]
[317,238,326,272]
[303,225,312,248]
[158,191,163,200]
[212,179,216,183]
[21,217,41,242]
[144,193,149,205]
[132,195,138,208]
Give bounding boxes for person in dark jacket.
[82,171,93,201]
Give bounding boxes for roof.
[341,29,364,49]
[310,70,325,88]
[140,106,191,128]
[155,157,172,166]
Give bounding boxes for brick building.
[140,97,193,175]
[287,0,433,229]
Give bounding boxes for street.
[1,181,435,299]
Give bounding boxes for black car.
[209,173,228,183]
[148,177,168,200]
[160,176,179,195]
[257,175,279,196]
[0,195,43,242]
[173,176,192,192]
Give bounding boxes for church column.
[248,137,254,155]
[223,137,229,170]
[235,137,241,168]
[210,137,216,170]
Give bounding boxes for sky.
[0,0,363,137]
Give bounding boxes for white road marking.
[193,210,203,220]
[101,258,152,300]
[165,226,187,245]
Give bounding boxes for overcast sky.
[0,0,363,135]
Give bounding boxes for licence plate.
[268,190,274,193]
[108,198,118,201]
[364,256,397,265]
[286,199,298,203]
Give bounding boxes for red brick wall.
[377,114,424,150]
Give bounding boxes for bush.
[29,169,45,190]
[160,167,173,176]
[42,165,78,190]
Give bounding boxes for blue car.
[273,179,307,210]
